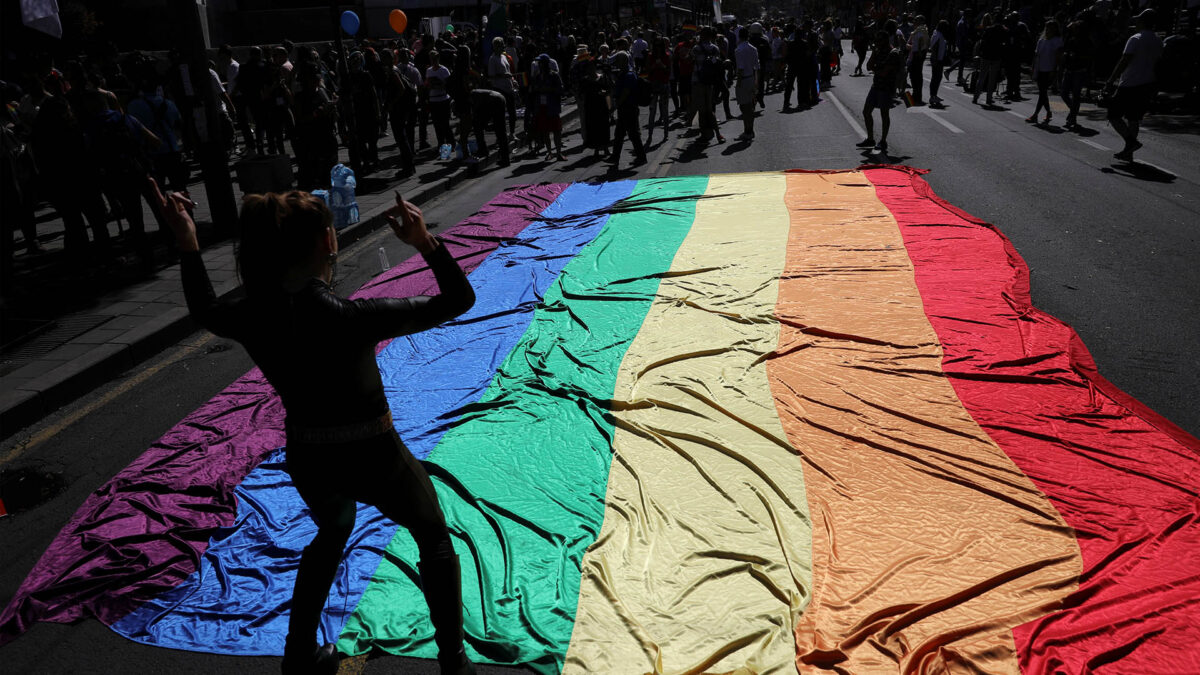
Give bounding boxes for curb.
[0,104,580,441]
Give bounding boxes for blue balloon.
[340,10,360,35]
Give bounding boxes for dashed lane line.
[1079,138,1111,151]
[910,107,964,133]
[823,91,868,140]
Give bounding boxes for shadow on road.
[1101,162,1177,183]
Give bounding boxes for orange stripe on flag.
[766,171,1081,673]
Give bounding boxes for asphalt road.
[2,62,1197,674]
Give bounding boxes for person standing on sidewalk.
[531,53,566,161]
[470,85,511,167]
[1027,20,1063,125]
[859,31,903,153]
[487,37,519,136]
[1105,8,1162,161]
[425,50,454,152]
[734,28,760,140]
[157,184,478,675]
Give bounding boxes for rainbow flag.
[3,168,1198,673]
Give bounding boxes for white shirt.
[425,65,451,102]
[631,38,649,59]
[223,59,240,95]
[929,29,948,61]
[488,52,515,91]
[1034,36,1063,73]
[1118,29,1163,87]
[735,40,759,77]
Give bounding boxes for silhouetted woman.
[156,182,477,675]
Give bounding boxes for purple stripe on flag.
[0,183,568,645]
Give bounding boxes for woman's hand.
[150,178,199,252]
[386,192,437,253]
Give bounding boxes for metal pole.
[171,0,238,237]
[330,1,361,174]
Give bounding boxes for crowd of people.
[2,4,1192,282]
[848,3,1184,157]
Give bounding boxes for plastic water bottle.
[378,246,390,272]
[438,143,452,161]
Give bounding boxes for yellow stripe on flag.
[564,173,812,674]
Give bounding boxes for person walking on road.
[734,27,760,140]
[928,20,950,106]
[644,38,673,145]
[945,11,973,87]
[157,185,478,675]
[906,15,930,105]
[859,30,903,152]
[1105,8,1162,162]
[607,52,647,167]
[690,27,726,144]
[972,13,1005,106]
[1027,20,1063,125]
[1059,18,1093,129]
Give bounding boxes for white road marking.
[911,108,964,133]
[1130,159,1177,177]
[823,91,868,139]
[1079,139,1111,151]
[1007,110,1028,118]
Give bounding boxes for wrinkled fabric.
[4,170,1197,675]
[775,171,1079,673]
[866,165,1200,675]
[565,173,811,675]
[107,181,607,655]
[0,184,567,646]
[338,177,705,671]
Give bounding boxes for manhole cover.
[0,466,68,516]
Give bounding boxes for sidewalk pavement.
[0,103,580,439]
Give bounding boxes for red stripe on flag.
[864,166,1200,673]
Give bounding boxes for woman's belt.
[286,411,394,445]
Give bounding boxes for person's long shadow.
[721,138,753,155]
[672,138,715,164]
[1067,124,1100,138]
[1031,122,1068,135]
[860,149,913,164]
[505,161,548,178]
[564,153,603,171]
[1101,161,1176,183]
[417,164,457,183]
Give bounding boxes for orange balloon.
[389,9,407,34]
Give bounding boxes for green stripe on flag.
[336,176,709,672]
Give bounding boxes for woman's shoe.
[1044,114,1052,125]
[1025,115,1037,123]
[281,643,339,675]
